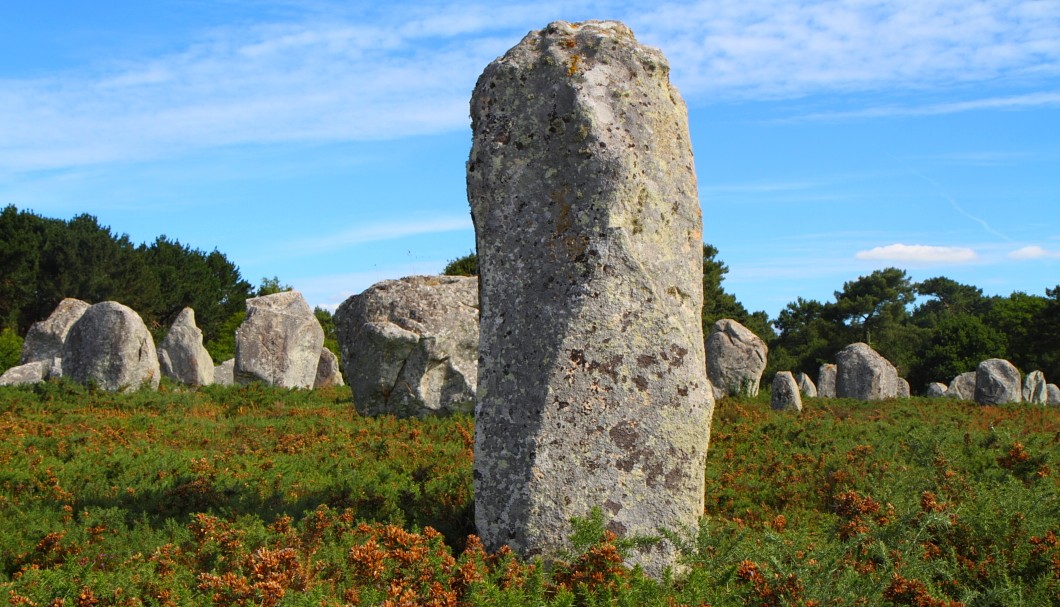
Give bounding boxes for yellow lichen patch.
[568,54,581,77]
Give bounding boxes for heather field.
[0,382,1057,606]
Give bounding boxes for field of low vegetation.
[0,381,1056,606]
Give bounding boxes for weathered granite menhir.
[468,20,712,576]
[61,301,160,391]
[705,318,768,398]
[235,291,324,388]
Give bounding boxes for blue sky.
[1,1,1058,319]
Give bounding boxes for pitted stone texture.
[235,291,324,388]
[706,319,768,398]
[926,382,949,398]
[468,20,712,577]
[795,372,817,398]
[1022,370,1047,404]
[897,378,911,398]
[214,359,235,386]
[974,359,1022,405]
[335,275,477,416]
[314,348,345,389]
[61,301,160,391]
[158,308,214,386]
[946,372,976,400]
[818,364,837,398]
[835,343,899,400]
[771,372,803,412]
[0,361,46,386]
[1047,384,1060,405]
[20,298,90,367]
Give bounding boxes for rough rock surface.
[1048,384,1060,405]
[796,372,817,397]
[314,348,345,389]
[835,343,899,400]
[61,301,160,391]
[235,291,324,388]
[20,298,90,366]
[946,372,976,400]
[771,371,803,412]
[926,382,949,398]
[1022,370,1047,404]
[214,359,235,386]
[467,20,712,577]
[0,361,47,386]
[158,308,214,386]
[897,378,911,398]
[705,319,768,397]
[818,364,837,398]
[974,359,1022,405]
[335,276,478,416]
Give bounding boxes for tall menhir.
[467,20,713,576]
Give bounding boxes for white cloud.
[1009,245,1060,260]
[855,243,978,263]
[280,216,473,255]
[788,92,1060,121]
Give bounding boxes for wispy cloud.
[788,92,1060,121]
[1009,245,1060,260]
[281,216,473,255]
[1,0,1058,172]
[855,243,978,263]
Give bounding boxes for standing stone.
[897,378,911,398]
[61,301,160,391]
[0,361,47,386]
[946,371,976,400]
[334,276,478,416]
[974,359,1022,405]
[705,319,768,398]
[468,20,712,576]
[795,372,817,397]
[1022,370,1047,404]
[235,291,324,388]
[835,343,899,400]
[771,372,803,412]
[157,308,214,386]
[818,363,837,398]
[20,298,90,368]
[1047,384,1060,405]
[314,348,345,389]
[214,359,235,386]
[926,382,949,398]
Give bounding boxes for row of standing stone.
[0,292,343,391]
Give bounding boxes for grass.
[0,381,1056,606]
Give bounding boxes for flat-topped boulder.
[235,291,324,388]
[61,301,160,391]
[706,319,768,398]
[926,382,949,398]
[0,361,47,386]
[335,275,478,417]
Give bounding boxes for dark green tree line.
[0,205,252,353]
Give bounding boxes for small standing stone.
[61,301,160,392]
[796,372,817,397]
[0,361,47,386]
[705,319,768,398]
[213,359,235,386]
[835,343,899,400]
[314,348,345,389]
[1047,384,1060,405]
[468,20,711,577]
[818,363,837,398]
[771,371,803,412]
[926,382,949,398]
[1022,370,1047,404]
[20,298,90,367]
[157,308,214,386]
[235,291,324,388]
[974,359,1022,405]
[897,378,911,398]
[946,371,976,400]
